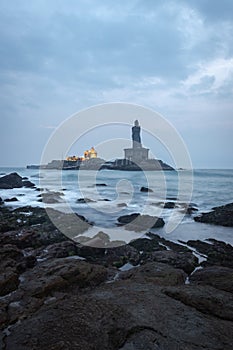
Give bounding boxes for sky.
[0,0,233,168]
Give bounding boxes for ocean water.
[0,167,233,245]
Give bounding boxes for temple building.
[124,120,149,163]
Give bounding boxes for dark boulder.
[140,186,153,193]
[4,197,19,202]
[194,202,233,226]
[117,213,165,230]
[164,201,176,209]
[0,172,23,189]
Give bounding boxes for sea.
[0,167,233,246]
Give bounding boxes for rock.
[145,250,198,274]
[117,203,127,207]
[38,191,64,204]
[163,285,233,320]
[0,244,24,296]
[186,239,233,268]
[37,241,81,260]
[4,279,233,350]
[22,180,35,188]
[19,258,108,298]
[190,266,233,293]
[129,237,165,252]
[119,262,187,286]
[77,243,140,268]
[164,201,176,209]
[76,197,96,203]
[0,197,3,204]
[96,183,107,186]
[0,270,19,296]
[4,197,19,202]
[0,172,23,189]
[118,213,140,224]
[194,202,233,226]
[140,186,153,193]
[117,213,165,230]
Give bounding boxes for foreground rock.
[194,202,233,226]
[1,205,233,349]
[2,270,233,350]
[190,266,233,293]
[163,285,233,321]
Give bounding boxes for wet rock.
[4,197,19,202]
[117,213,165,230]
[186,239,233,268]
[180,203,198,214]
[163,285,233,320]
[194,202,233,226]
[144,250,198,274]
[129,237,165,252]
[119,262,187,286]
[96,183,107,186]
[76,197,96,203]
[38,191,64,203]
[190,266,233,293]
[117,203,127,207]
[23,180,36,188]
[140,186,153,193]
[0,172,23,189]
[164,201,176,209]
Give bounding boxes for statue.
[132,120,142,148]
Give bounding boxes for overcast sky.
[0,0,233,168]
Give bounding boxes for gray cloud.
[0,0,233,167]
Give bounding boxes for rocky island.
[27,121,174,171]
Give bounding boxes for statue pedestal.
[124,147,149,163]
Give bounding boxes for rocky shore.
[1,199,233,349]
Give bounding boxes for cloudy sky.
[0,0,233,168]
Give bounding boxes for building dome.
[89,147,97,158]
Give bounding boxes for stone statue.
[132,120,142,148]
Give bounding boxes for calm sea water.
[1,167,233,245]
